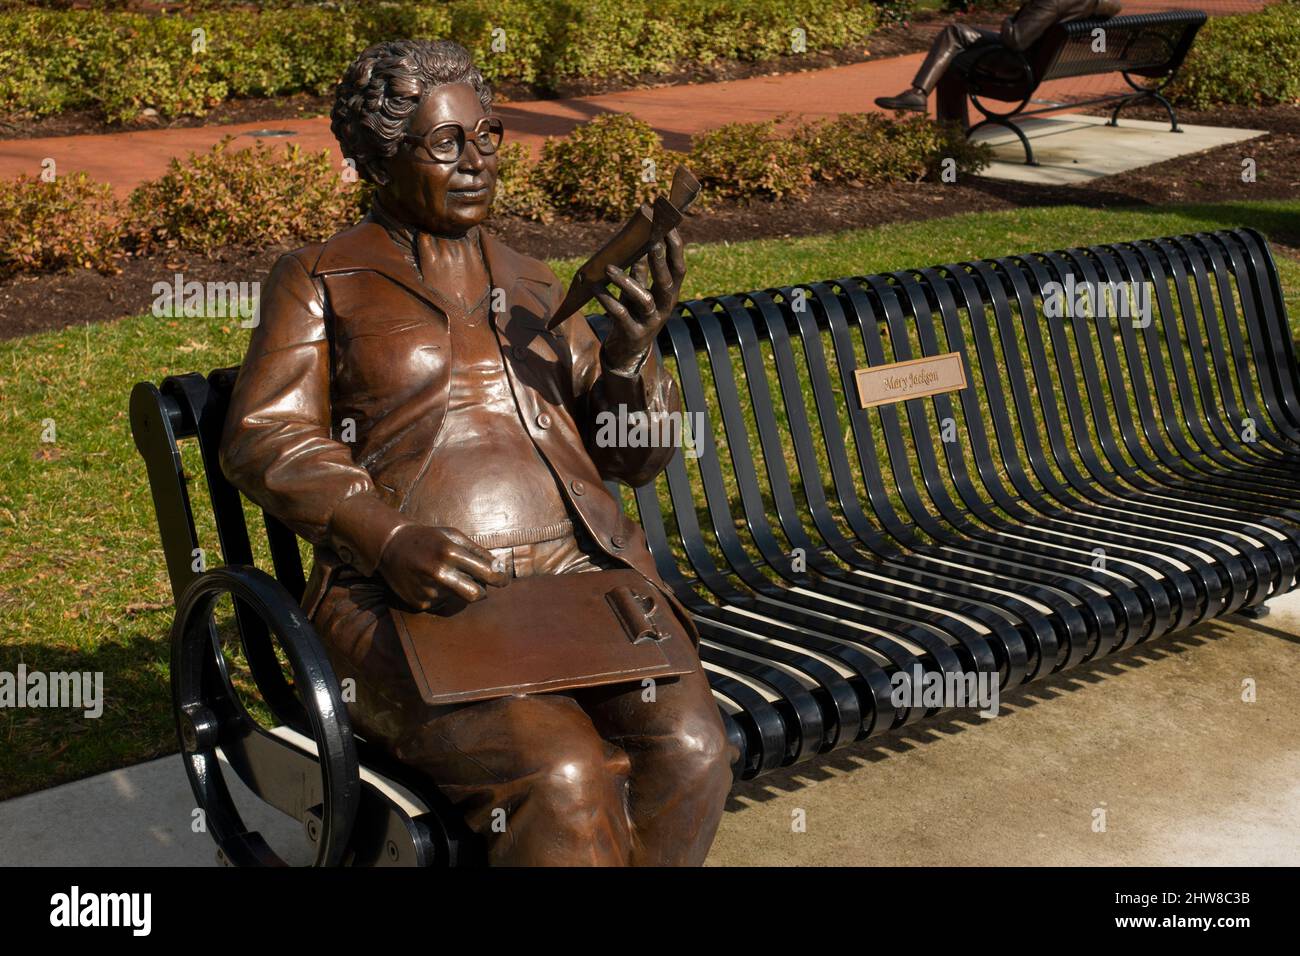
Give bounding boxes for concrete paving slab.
[972,113,1266,184]
[709,589,1300,867]
[0,746,309,867]
[1,590,1297,866]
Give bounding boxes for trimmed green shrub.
[942,0,1007,12]
[691,118,814,200]
[0,1,883,122]
[543,0,658,79]
[536,113,684,218]
[873,1,917,26]
[540,0,878,80]
[0,12,115,118]
[96,14,229,122]
[1166,2,1300,109]
[126,137,360,254]
[450,0,558,87]
[0,10,227,122]
[0,172,122,276]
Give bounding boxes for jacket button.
[611,534,627,550]
[570,479,585,495]
[535,412,552,429]
[512,345,529,360]
[338,546,355,565]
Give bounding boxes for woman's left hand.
[594,228,686,375]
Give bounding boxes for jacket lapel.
[480,229,561,329]
[311,219,458,319]
[312,219,556,321]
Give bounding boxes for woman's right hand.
[377,525,510,610]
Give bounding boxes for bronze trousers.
[913,24,999,94]
[312,532,737,866]
[912,23,1002,126]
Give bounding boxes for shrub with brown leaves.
[492,141,556,224]
[125,137,362,255]
[536,113,684,219]
[0,171,123,277]
[690,118,814,202]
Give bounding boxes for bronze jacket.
[1001,0,1123,51]
[219,216,691,631]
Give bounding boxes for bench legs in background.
[936,72,971,129]
[1108,90,1182,133]
[967,116,1039,166]
[965,87,1185,167]
[960,69,1186,166]
[1236,602,1272,620]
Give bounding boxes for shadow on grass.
[1150,201,1300,248]
[969,176,1300,250]
[0,620,174,802]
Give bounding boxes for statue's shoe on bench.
[874,89,927,113]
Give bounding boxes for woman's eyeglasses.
[401,117,505,164]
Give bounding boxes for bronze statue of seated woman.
[219,38,736,866]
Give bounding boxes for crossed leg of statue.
[876,23,999,115]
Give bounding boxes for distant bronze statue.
[875,0,1123,119]
[219,39,736,866]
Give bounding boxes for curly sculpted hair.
[331,39,493,186]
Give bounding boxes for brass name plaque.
[855,352,969,408]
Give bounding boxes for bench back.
[132,367,306,608]
[959,11,1206,99]
[624,229,1297,745]
[1040,11,1207,81]
[132,228,1299,777]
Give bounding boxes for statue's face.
[380,82,498,236]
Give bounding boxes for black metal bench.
[946,11,1207,165]
[131,226,1300,866]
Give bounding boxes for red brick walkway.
[0,0,1267,195]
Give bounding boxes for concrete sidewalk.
[0,2,1240,195]
[2,589,1297,867]
[972,113,1266,184]
[710,589,1300,867]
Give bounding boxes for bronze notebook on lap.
[391,569,698,705]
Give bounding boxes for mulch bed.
[4,101,1298,341]
[0,6,1017,141]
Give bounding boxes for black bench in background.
[131,226,1300,866]
[943,11,1207,165]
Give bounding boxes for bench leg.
[967,117,1038,166]
[936,72,970,128]
[1236,602,1271,620]
[1109,91,1182,133]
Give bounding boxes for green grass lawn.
[2,200,1298,801]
